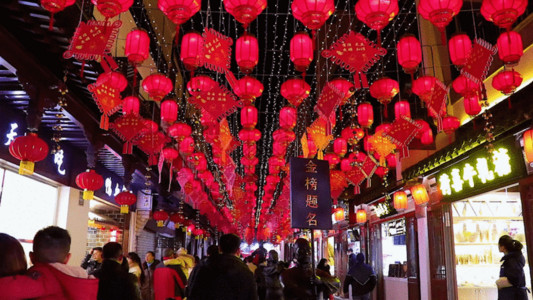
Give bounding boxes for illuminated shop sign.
[373,200,397,219]
[53,150,66,176]
[385,218,406,237]
[4,123,18,145]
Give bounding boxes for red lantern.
[414,119,430,138]
[180,32,203,71]
[115,191,137,214]
[341,158,354,172]
[333,138,348,157]
[418,0,462,32]
[142,73,173,101]
[281,78,311,107]
[358,102,374,128]
[141,119,159,134]
[481,0,527,29]
[356,208,367,223]
[463,94,482,116]
[394,100,411,120]
[239,129,262,143]
[125,29,150,64]
[355,0,399,43]
[412,75,437,101]
[384,154,395,168]
[161,100,178,123]
[420,128,434,145]
[234,76,264,103]
[279,107,297,130]
[370,77,400,106]
[187,223,196,233]
[397,35,422,74]
[187,76,216,96]
[393,191,408,210]
[452,75,479,96]
[375,166,388,178]
[170,213,185,229]
[290,32,314,72]
[241,106,258,129]
[41,0,76,30]
[236,33,259,74]
[76,169,104,200]
[223,0,267,28]
[341,126,365,145]
[324,153,340,168]
[158,0,201,29]
[442,115,460,135]
[333,207,345,221]
[448,33,472,67]
[492,70,523,95]
[329,78,355,104]
[97,71,128,92]
[91,0,133,19]
[153,210,169,227]
[123,96,140,115]
[179,136,195,155]
[9,133,49,175]
[497,31,523,66]
[523,129,533,164]
[162,147,179,162]
[411,184,429,205]
[291,0,335,30]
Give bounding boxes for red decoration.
[281,78,311,107]
[370,77,399,110]
[397,35,422,74]
[463,94,482,116]
[153,210,169,227]
[492,70,523,95]
[442,115,460,135]
[125,29,150,64]
[316,82,344,120]
[190,83,241,121]
[393,191,408,210]
[356,209,367,223]
[394,100,411,120]
[91,0,132,19]
[358,102,374,128]
[412,75,437,102]
[375,166,388,178]
[41,0,76,30]
[460,39,497,85]
[179,136,195,155]
[290,32,314,72]
[180,32,203,71]
[236,33,259,73]
[111,114,145,154]
[355,0,399,43]
[329,78,355,104]
[234,76,264,103]
[425,79,448,128]
[497,31,523,66]
[115,191,136,214]
[9,133,49,176]
[279,107,297,130]
[123,96,140,115]
[411,184,429,205]
[224,0,267,28]
[420,128,434,145]
[142,73,173,101]
[76,169,104,200]
[291,0,335,30]
[418,0,462,34]
[161,100,179,123]
[88,83,122,130]
[384,116,423,158]
[239,129,262,143]
[200,28,233,73]
[452,75,479,96]
[333,207,345,221]
[448,33,472,67]
[187,75,216,96]
[481,0,527,29]
[241,106,258,129]
[136,132,169,165]
[158,0,200,31]
[97,71,128,93]
[386,153,397,168]
[333,138,348,157]
[523,129,533,164]
[64,20,121,62]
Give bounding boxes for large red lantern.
[463,94,482,116]
[241,106,258,129]
[333,138,348,157]
[239,129,262,143]
[497,31,523,66]
[290,32,314,72]
[234,76,264,103]
[481,0,527,29]
[370,77,399,107]
[394,100,411,120]
[9,133,49,175]
[180,32,203,71]
[115,191,137,214]
[125,29,150,64]
[418,0,462,33]
[279,107,297,130]
[142,73,173,101]
[358,102,374,129]
[523,129,533,164]
[236,34,259,74]
[355,0,399,43]
[492,70,522,95]
[412,75,437,101]
[123,96,140,115]
[97,71,128,92]
[452,75,479,96]
[223,0,267,28]
[76,169,104,200]
[442,115,460,135]
[153,210,169,227]
[329,78,355,104]
[179,136,195,155]
[397,35,422,74]
[281,78,311,107]
[341,125,365,145]
[158,0,201,30]
[291,0,335,30]
[448,34,472,67]
[160,100,178,123]
[386,153,397,168]
[91,0,133,19]
[410,184,429,205]
[356,208,367,223]
[333,207,345,222]
[169,122,192,141]
[393,191,408,210]
[41,0,76,30]
[187,76,216,97]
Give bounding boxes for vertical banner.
[290,157,332,229]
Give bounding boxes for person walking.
[496,235,528,300]
[263,250,285,300]
[343,253,376,300]
[141,251,160,300]
[153,249,188,300]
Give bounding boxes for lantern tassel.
[120,205,129,214]
[174,25,181,46]
[80,61,85,79]
[100,115,109,130]
[19,161,35,175]
[49,13,54,31]
[311,30,316,51]
[377,31,382,47]
[83,190,94,200]
[508,97,512,109]
[383,103,388,119]
[440,29,447,46]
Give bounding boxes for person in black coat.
[81,247,103,275]
[141,251,160,300]
[343,253,376,300]
[93,242,140,300]
[263,250,285,300]
[497,235,528,300]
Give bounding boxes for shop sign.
[104,177,124,197]
[436,136,526,201]
[53,150,66,176]
[290,157,332,229]
[385,218,406,236]
[137,189,153,211]
[4,122,19,146]
[373,199,397,219]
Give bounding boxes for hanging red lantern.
[9,133,49,175]
[356,208,367,223]
[162,147,179,162]
[333,207,345,222]
[180,32,203,71]
[187,75,216,97]
[170,214,185,229]
[480,0,527,29]
[279,106,297,130]
[523,129,533,164]
[123,96,140,115]
[324,153,340,168]
[412,75,437,102]
[414,119,430,139]
[97,71,128,93]
[125,29,150,64]
[142,73,173,101]
[141,119,159,134]
[234,76,264,103]
[341,158,354,172]
[355,0,399,43]
[333,138,348,157]
[418,0,462,33]
[492,70,523,95]
[153,210,169,227]
[179,136,195,155]
[393,191,408,210]
[91,0,132,19]
[420,128,434,145]
[497,31,523,66]
[341,125,365,145]
[442,115,460,135]
[115,191,137,214]
[385,153,396,168]
[281,78,311,107]
[358,102,374,129]
[329,78,355,104]
[241,105,258,129]
[223,0,267,28]
[448,33,472,67]
[290,32,314,72]
[370,77,399,107]
[394,100,411,120]
[236,33,259,74]
[291,0,335,30]
[239,129,262,143]
[160,100,178,123]
[158,0,201,31]
[41,0,76,30]
[76,169,104,200]
[463,94,482,116]
[375,166,389,178]
[452,75,479,96]
[397,35,422,74]
[411,184,429,205]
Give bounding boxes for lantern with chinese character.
[142,73,173,101]
[394,100,411,120]
[160,100,178,123]
[223,0,267,28]
[524,129,533,164]
[291,0,335,31]
[281,78,311,107]
[481,0,527,29]
[180,32,203,71]
[125,29,150,64]
[158,0,201,32]
[234,76,264,104]
[358,102,374,129]
[241,106,258,129]
[370,77,400,113]
[279,106,297,130]
[497,31,523,66]
[410,184,429,205]
[76,169,104,200]
[9,133,49,175]
[442,115,460,135]
[355,0,399,44]
[333,207,345,221]
[115,191,137,214]
[41,0,76,30]
[356,208,367,223]
[153,210,169,227]
[97,71,128,93]
[418,0,462,34]
[91,0,133,19]
[290,32,314,72]
[452,75,479,96]
[448,33,472,67]
[333,138,348,157]
[393,191,408,210]
[123,96,140,115]
[464,94,482,116]
[236,33,259,73]
[492,70,523,95]
[397,35,422,74]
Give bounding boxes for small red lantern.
[160,100,178,123]
[497,31,523,66]
[341,158,354,172]
[355,0,399,43]
[281,78,311,107]
[463,94,482,116]
[452,75,479,96]
[241,106,258,129]
[341,125,365,145]
[187,76,216,96]
[386,153,397,168]
[125,29,150,64]
[41,0,76,30]
[356,208,367,223]
[290,32,314,72]
[481,0,527,29]
[411,184,429,205]
[329,78,355,104]
[9,133,49,175]
[397,35,422,74]
[393,191,408,210]
[179,136,195,155]
[442,115,460,135]
[412,75,437,101]
[123,96,140,115]
[142,73,173,101]
[324,153,340,168]
[394,100,411,120]
[115,191,137,214]
[162,147,179,162]
[448,33,472,67]
[187,223,196,233]
[236,33,259,74]
[97,71,128,92]
[333,138,348,157]
[333,207,345,221]
[375,166,389,178]
[91,0,133,19]
[76,169,104,200]
[180,32,203,71]
[279,106,298,130]
[239,129,262,143]
[142,119,159,134]
[153,210,169,227]
[418,0,462,33]
[370,77,400,107]
[420,128,434,145]
[223,0,267,28]
[523,129,533,164]
[234,76,264,103]
[291,0,335,30]
[170,213,185,229]
[492,70,522,95]
[158,0,201,30]
[358,102,374,128]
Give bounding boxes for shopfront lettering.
[4,123,18,146]
[105,177,123,197]
[53,150,66,176]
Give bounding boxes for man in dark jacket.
[93,242,140,300]
[142,251,160,300]
[153,248,188,300]
[187,234,258,300]
[343,253,376,300]
[81,247,103,275]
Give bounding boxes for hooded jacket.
[343,253,376,296]
[498,250,528,300]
